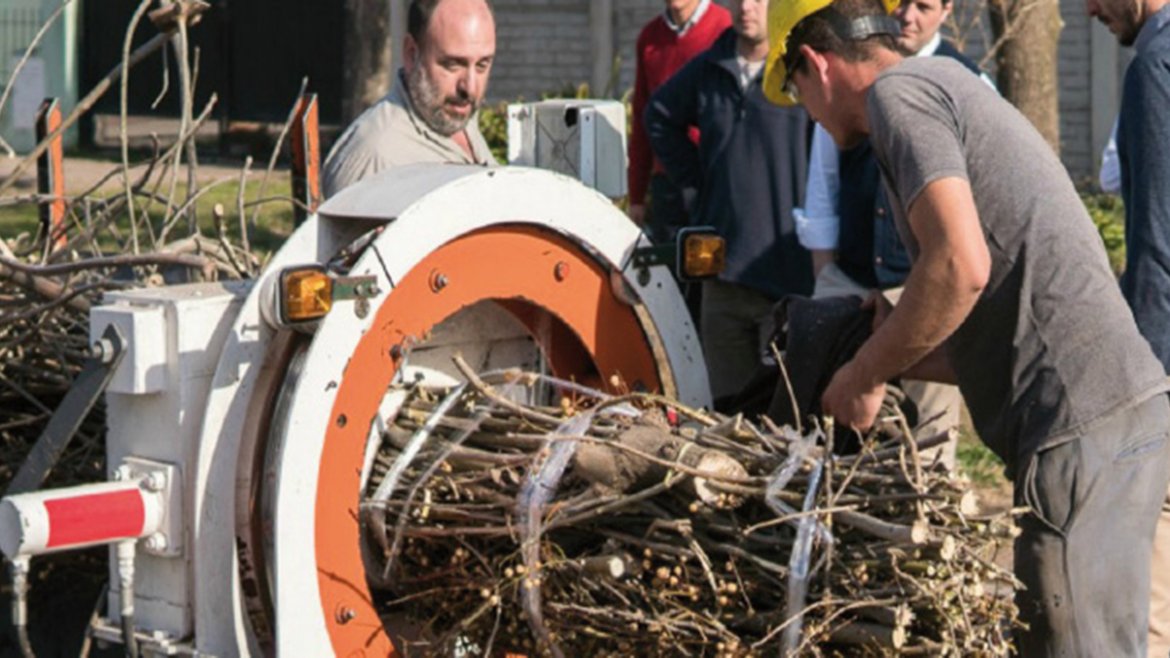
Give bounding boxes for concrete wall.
[490,0,594,101]
[1059,0,1094,181]
[490,0,730,100]
[485,0,1126,182]
[614,0,667,97]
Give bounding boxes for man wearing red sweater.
[628,0,731,243]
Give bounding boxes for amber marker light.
[281,266,333,323]
[680,229,726,280]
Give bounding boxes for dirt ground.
[0,114,298,198]
[0,153,266,196]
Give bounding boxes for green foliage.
[0,203,40,238]
[956,431,1006,488]
[541,82,594,101]
[478,83,635,166]
[1083,191,1126,275]
[478,102,510,164]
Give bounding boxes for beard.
[407,64,479,137]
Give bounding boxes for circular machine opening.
[256,225,666,657]
[387,298,596,396]
[358,298,604,652]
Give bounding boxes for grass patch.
[0,202,40,238]
[955,402,1009,491]
[956,431,1007,489]
[1084,191,1126,275]
[0,178,297,258]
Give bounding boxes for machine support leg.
[5,324,125,496]
[290,93,321,226]
[35,98,66,251]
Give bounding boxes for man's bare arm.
[901,346,958,384]
[821,177,989,429]
[865,291,958,384]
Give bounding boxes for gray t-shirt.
[867,57,1168,475]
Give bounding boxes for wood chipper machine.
[0,97,724,656]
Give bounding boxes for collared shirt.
[918,31,943,56]
[1135,3,1170,53]
[664,0,712,36]
[735,54,765,90]
[1095,6,1168,195]
[322,70,496,198]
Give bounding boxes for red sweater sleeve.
[628,27,654,206]
[628,10,730,206]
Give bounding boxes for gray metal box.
[506,99,627,198]
[94,281,249,638]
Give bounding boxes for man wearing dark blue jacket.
[1089,0,1170,653]
[647,0,812,408]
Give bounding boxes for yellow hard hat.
[764,0,901,106]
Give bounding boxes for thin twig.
[120,0,155,254]
[150,40,170,109]
[236,156,253,258]
[251,76,309,228]
[0,253,208,276]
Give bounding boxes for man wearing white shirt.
[795,0,990,466]
[1100,120,1121,193]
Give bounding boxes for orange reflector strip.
[282,268,333,322]
[683,233,726,278]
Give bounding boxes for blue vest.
[836,41,983,289]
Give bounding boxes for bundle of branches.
[362,358,1021,657]
[0,232,249,487]
[0,1,310,491]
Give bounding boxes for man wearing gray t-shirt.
[764,0,1170,653]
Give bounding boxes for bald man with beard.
[323,0,498,198]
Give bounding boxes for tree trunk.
[988,0,1064,154]
[341,0,393,126]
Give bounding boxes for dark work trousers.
[647,172,701,325]
[1014,393,1170,657]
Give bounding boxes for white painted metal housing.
[123,164,709,656]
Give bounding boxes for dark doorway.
[80,0,343,140]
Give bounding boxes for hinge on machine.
[333,275,380,319]
[331,275,380,301]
